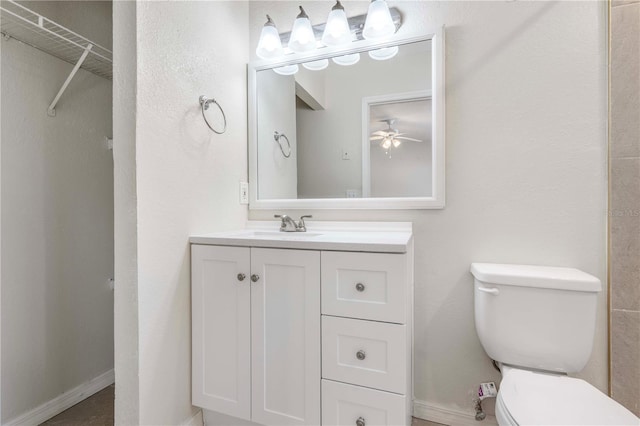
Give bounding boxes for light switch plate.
[239,182,249,204]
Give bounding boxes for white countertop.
[190,221,413,253]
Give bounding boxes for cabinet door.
[251,248,321,426]
[192,245,251,420]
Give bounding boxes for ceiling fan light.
[332,53,360,66]
[368,45,399,61]
[381,138,392,150]
[363,0,396,40]
[392,138,401,148]
[256,15,284,59]
[302,59,329,71]
[289,6,316,53]
[322,1,352,46]
[273,64,299,75]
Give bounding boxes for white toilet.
[470,263,639,426]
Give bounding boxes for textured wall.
[249,1,608,420]
[609,0,640,416]
[1,2,113,420]
[134,2,249,424]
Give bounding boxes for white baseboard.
[4,368,115,426]
[413,399,497,426]
[182,409,204,426]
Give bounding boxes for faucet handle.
[297,215,312,231]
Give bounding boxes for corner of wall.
[113,1,140,424]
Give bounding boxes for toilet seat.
[498,367,639,425]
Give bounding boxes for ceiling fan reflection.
[370,118,422,150]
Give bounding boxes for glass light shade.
[332,53,360,66]
[392,138,401,148]
[381,138,392,149]
[288,7,316,53]
[368,45,399,61]
[302,59,329,71]
[362,0,395,40]
[256,16,284,59]
[273,64,299,75]
[321,3,352,46]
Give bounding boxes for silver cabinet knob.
[356,350,366,360]
[237,273,246,282]
[355,282,365,292]
[356,417,365,426]
[251,274,260,282]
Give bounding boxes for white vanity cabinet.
[191,245,320,425]
[191,223,413,426]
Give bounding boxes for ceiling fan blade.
[395,136,423,142]
[370,136,384,140]
[371,130,388,136]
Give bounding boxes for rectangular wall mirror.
[248,30,444,209]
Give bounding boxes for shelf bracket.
[48,44,93,117]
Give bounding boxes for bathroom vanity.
[190,222,414,426]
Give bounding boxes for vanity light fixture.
[321,1,352,47]
[362,0,396,40]
[273,64,299,75]
[288,6,316,53]
[332,53,360,66]
[368,45,399,61]
[256,15,284,60]
[302,59,329,71]
[260,2,401,75]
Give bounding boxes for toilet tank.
[470,263,601,374]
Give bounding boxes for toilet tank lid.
[470,263,601,292]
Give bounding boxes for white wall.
[119,2,250,424]
[1,2,114,421]
[257,71,298,199]
[113,1,139,424]
[249,0,608,420]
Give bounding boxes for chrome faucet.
[274,214,313,232]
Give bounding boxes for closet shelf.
[0,0,112,80]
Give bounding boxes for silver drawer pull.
[237,273,246,282]
[356,350,366,360]
[355,282,365,292]
[356,417,365,426]
[251,274,260,282]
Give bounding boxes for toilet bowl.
[470,263,640,426]
[495,365,638,425]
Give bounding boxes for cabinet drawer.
[322,316,406,394]
[321,251,407,323]
[322,379,407,426]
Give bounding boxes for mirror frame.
[248,27,445,210]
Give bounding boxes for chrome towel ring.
[199,95,227,134]
[274,131,291,158]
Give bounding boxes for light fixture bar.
[277,7,401,45]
